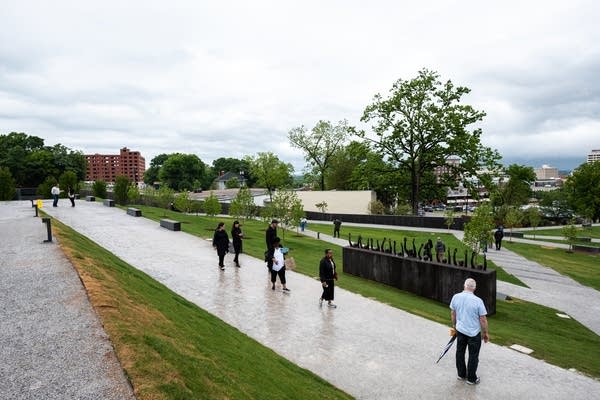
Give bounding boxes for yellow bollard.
[36,199,43,209]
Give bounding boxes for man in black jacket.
[265,219,278,270]
[212,222,229,270]
[319,248,337,308]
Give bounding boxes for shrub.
[92,180,108,198]
[37,176,58,199]
[0,167,16,200]
[114,175,130,205]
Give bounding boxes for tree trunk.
[320,172,325,191]
[410,166,420,215]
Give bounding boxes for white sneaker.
[328,302,337,308]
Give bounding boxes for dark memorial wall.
[342,246,496,315]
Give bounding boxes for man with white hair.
[450,278,489,385]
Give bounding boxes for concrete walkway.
[0,202,135,400]
[301,223,600,336]
[39,200,600,399]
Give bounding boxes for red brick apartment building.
[85,147,146,183]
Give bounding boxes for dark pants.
[233,242,241,263]
[69,197,75,207]
[217,250,226,267]
[271,267,286,284]
[333,229,340,238]
[52,194,59,207]
[456,331,482,382]
[495,239,502,250]
[321,279,335,301]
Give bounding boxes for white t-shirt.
[272,248,285,272]
[51,186,60,195]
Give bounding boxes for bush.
[92,180,107,198]
[59,171,79,198]
[114,175,130,205]
[37,176,58,199]
[225,177,240,189]
[393,203,412,215]
[0,167,16,200]
[127,185,140,204]
[369,200,385,215]
[174,191,193,214]
[155,186,175,216]
[203,192,222,217]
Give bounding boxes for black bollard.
[34,204,38,217]
[42,217,52,242]
[317,232,320,239]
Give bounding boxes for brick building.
[85,147,145,183]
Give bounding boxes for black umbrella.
[435,334,457,364]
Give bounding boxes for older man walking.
[450,278,489,385]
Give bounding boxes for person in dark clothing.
[494,228,504,251]
[435,237,446,262]
[265,219,278,271]
[268,237,290,292]
[231,220,243,267]
[333,218,342,238]
[424,239,433,261]
[212,222,229,270]
[319,248,338,308]
[67,187,76,207]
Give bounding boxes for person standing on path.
[450,278,489,385]
[424,239,433,261]
[319,248,338,308]
[494,227,504,251]
[300,217,307,232]
[435,237,446,262]
[333,218,342,238]
[51,184,60,207]
[212,222,230,270]
[265,219,278,271]
[231,220,243,267]
[268,237,290,292]
[67,187,76,207]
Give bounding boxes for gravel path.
[41,200,600,400]
[0,202,135,400]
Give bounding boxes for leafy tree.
[561,219,578,252]
[92,180,107,198]
[264,190,304,239]
[288,120,350,190]
[203,192,222,217]
[155,186,175,216]
[229,187,255,220]
[159,153,207,191]
[525,207,542,238]
[504,207,523,242]
[444,209,456,231]
[127,184,140,204]
[564,161,600,222]
[290,200,305,234]
[37,176,57,199]
[225,177,240,189]
[190,200,203,215]
[247,152,293,201]
[359,69,500,214]
[211,157,252,186]
[463,203,494,254]
[143,153,170,186]
[393,203,412,215]
[59,171,79,196]
[0,167,16,200]
[173,191,193,214]
[48,144,87,182]
[493,164,536,207]
[113,175,130,205]
[537,188,572,220]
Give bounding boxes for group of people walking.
[212,218,338,307]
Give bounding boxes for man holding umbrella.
[450,278,489,385]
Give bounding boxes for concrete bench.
[582,223,592,228]
[127,207,142,217]
[86,196,96,202]
[572,244,600,254]
[103,199,115,207]
[160,219,181,231]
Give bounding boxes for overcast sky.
[1,0,599,171]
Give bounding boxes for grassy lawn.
[307,222,527,287]
[522,237,600,248]
[528,226,600,239]
[51,217,352,400]
[504,241,600,292]
[123,205,600,378]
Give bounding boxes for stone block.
[127,207,142,217]
[85,196,95,202]
[103,199,115,207]
[160,218,181,231]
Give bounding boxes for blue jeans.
[456,331,482,382]
[52,194,59,207]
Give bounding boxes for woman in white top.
[269,237,290,292]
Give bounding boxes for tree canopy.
[247,152,293,200]
[564,161,600,221]
[152,153,208,191]
[493,164,536,207]
[359,69,500,214]
[288,120,350,190]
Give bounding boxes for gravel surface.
[0,202,135,400]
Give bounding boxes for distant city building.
[434,156,461,182]
[535,164,559,180]
[85,147,145,183]
[588,149,600,163]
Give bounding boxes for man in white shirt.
[51,184,60,207]
[450,278,489,385]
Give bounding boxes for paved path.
[0,202,135,400]
[301,223,600,336]
[39,200,600,399]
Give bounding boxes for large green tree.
[493,164,536,207]
[158,153,207,191]
[359,69,500,214]
[564,161,600,221]
[143,153,170,185]
[288,120,350,190]
[247,152,293,201]
[0,167,16,200]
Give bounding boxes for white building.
[588,149,600,163]
[534,164,559,180]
